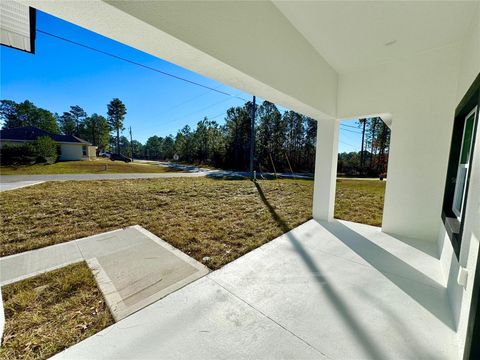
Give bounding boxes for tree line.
[108,101,317,172]
[1,98,317,173]
[1,98,390,175]
[337,118,390,176]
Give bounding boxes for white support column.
[312,118,339,221]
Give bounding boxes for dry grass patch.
[0,178,313,269]
[0,178,385,269]
[0,262,114,360]
[334,179,386,226]
[0,159,178,175]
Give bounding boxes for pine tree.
[58,112,76,135]
[107,98,127,154]
[69,105,87,136]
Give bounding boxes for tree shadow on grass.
[254,181,291,232]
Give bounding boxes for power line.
[144,110,229,140]
[161,96,242,128]
[37,29,248,102]
[160,87,221,116]
[340,127,362,134]
[340,123,359,129]
[339,140,358,150]
[208,111,228,120]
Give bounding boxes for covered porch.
[14,1,480,358]
[52,219,457,359]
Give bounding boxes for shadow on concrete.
[320,220,455,329]
[254,181,389,359]
[356,287,431,356]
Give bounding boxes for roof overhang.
[1,1,36,54]
[19,0,337,120]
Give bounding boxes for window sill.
[442,213,461,258]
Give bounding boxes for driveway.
[51,219,457,359]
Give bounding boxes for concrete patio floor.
[51,219,458,359]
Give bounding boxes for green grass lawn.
[0,178,385,269]
[0,159,179,175]
[0,262,114,360]
[335,179,386,226]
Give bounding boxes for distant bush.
[1,136,58,166]
[33,136,58,164]
[0,143,37,166]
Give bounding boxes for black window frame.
[441,73,479,259]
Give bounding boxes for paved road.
[0,162,314,191]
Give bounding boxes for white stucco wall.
[337,43,462,242]
[439,107,480,358]
[438,5,480,358]
[336,6,479,353]
[59,143,86,161]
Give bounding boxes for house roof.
[0,126,92,145]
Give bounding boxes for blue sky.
[0,10,361,153]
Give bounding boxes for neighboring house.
[0,126,96,161]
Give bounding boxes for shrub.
[1,136,58,166]
[32,136,58,164]
[0,143,37,166]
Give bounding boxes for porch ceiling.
[19,1,477,120]
[274,1,478,73]
[22,0,337,120]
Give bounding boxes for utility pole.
[370,118,377,172]
[129,126,134,162]
[249,95,256,180]
[360,119,366,173]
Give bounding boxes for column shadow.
[254,181,389,359]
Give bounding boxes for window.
[452,106,477,219]
[82,145,87,156]
[441,74,479,258]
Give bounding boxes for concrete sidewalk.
[0,171,214,184]
[0,226,208,321]
[0,181,45,192]
[51,219,457,359]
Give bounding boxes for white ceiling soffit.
[0,0,35,53]
[273,1,478,73]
